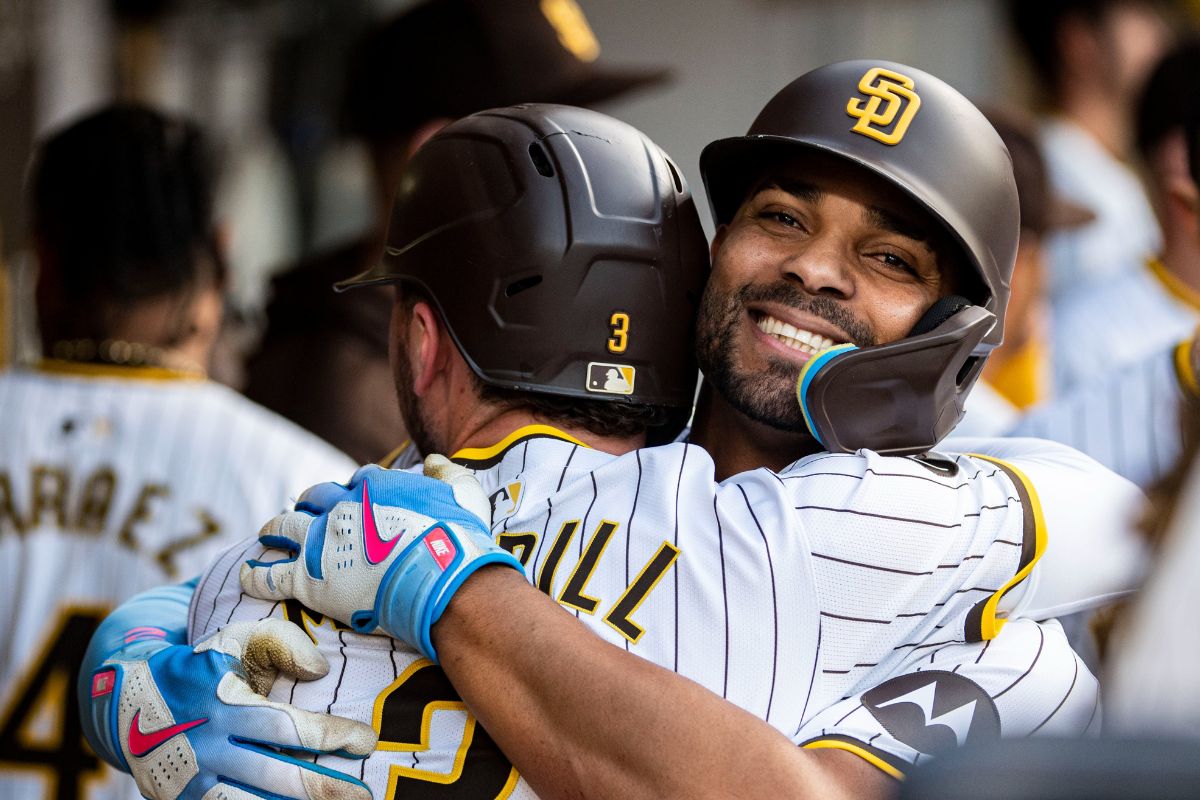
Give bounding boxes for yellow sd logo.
[846,67,922,145]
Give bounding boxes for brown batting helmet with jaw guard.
[338,104,708,413]
[701,60,1020,455]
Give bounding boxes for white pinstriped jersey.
[1052,259,1197,396]
[1003,341,1190,490]
[0,362,356,800]
[190,425,1130,794]
[797,617,1099,775]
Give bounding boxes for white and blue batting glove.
[239,456,523,662]
[86,619,376,800]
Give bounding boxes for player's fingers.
[238,618,329,693]
[221,674,378,757]
[256,510,316,554]
[193,619,325,695]
[206,760,372,800]
[424,454,491,523]
[239,558,300,605]
[201,781,295,800]
[295,766,373,800]
[296,473,365,511]
[209,733,373,800]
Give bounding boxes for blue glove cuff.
[375,522,523,663]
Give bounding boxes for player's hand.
[88,618,376,800]
[239,456,524,662]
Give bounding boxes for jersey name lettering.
[0,465,222,577]
[499,519,680,643]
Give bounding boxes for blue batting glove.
[239,456,523,662]
[88,619,376,800]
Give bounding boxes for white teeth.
[754,315,837,355]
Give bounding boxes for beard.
[391,346,439,457]
[695,280,875,432]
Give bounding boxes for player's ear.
[1165,173,1200,220]
[408,300,450,397]
[709,224,729,263]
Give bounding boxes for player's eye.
[869,250,918,277]
[758,210,804,229]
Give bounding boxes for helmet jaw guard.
[797,306,994,456]
[702,60,1019,454]
[339,104,708,412]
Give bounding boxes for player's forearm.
[433,568,887,800]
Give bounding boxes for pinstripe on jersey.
[190,424,1117,794]
[0,363,356,800]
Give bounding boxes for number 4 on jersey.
[0,608,107,800]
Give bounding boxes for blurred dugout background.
[0,0,1188,369]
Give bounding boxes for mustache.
[737,282,876,347]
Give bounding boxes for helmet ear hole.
[665,157,684,194]
[909,294,971,337]
[505,275,543,297]
[528,142,555,177]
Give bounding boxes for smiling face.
[696,150,964,431]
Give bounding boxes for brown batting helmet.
[338,104,708,411]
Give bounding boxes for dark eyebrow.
[751,178,823,204]
[864,204,935,252]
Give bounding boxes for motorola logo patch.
[863,670,1000,755]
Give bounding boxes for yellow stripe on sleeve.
[802,738,905,781]
[1147,257,1200,312]
[1174,336,1200,399]
[963,454,1048,641]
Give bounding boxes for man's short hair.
[30,105,222,311]
[397,286,674,440]
[1007,0,1166,92]
[1137,38,1200,164]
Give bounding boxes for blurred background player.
[242,0,669,463]
[0,105,354,800]
[1052,39,1200,393]
[956,105,1093,435]
[953,51,1200,492]
[1006,0,1172,304]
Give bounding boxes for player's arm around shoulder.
[796,617,1099,778]
[953,436,1149,621]
[435,566,895,800]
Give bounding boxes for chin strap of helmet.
[795,296,995,455]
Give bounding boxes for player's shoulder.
[795,618,1099,777]
[943,435,1125,478]
[781,446,982,489]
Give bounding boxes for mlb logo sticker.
[586,362,635,395]
[424,527,458,571]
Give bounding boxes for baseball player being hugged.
[81,66,1142,800]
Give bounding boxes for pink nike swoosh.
[128,709,208,758]
[362,480,400,564]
